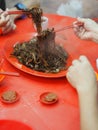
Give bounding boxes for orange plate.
[0,91,20,104]
[40,92,58,105]
[0,69,5,83]
[4,33,72,78]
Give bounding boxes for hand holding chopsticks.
[67,17,98,43]
[55,19,98,33]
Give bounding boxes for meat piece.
[1,90,17,102]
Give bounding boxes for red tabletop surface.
[0,14,98,130]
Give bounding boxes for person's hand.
[0,9,16,34]
[73,17,98,42]
[66,55,97,92]
[0,9,7,27]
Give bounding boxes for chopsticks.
[55,23,83,32]
[8,10,28,15]
[7,10,98,33]
[55,25,74,32]
[0,71,20,77]
[8,10,24,15]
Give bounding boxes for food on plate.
[12,28,68,73]
[1,90,17,102]
[11,7,69,73]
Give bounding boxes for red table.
[0,14,98,130]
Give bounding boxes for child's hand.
[66,56,97,92]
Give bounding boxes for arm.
[78,85,98,130]
[66,55,98,130]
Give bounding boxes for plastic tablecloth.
[0,14,98,130]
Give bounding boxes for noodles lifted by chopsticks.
[26,7,43,34]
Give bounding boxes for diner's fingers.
[66,72,70,81]
[0,12,9,27]
[1,11,8,18]
[2,22,16,34]
[3,19,12,30]
[66,71,76,88]
[4,14,11,23]
[73,21,79,26]
[67,66,74,72]
[0,15,7,27]
[77,27,86,39]
[3,26,13,34]
[73,25,86,39]
[66,71,71,81]
[72,59,80,65]
[73,25,81,32]
[79,56,95,72]
[78,56,91,65]
[79,55,88,62]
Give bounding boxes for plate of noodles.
[4,33,72,78]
